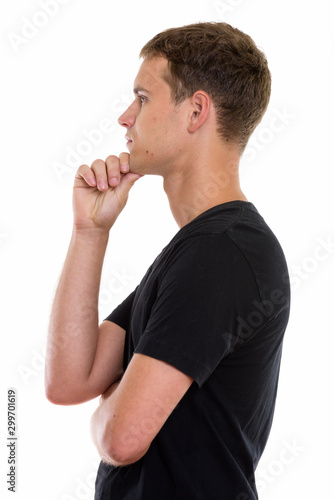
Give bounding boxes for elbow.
[45,381,71,406]
[44,373,62,405]
[45,388,69,406]
[90,402,151,466]
[103,429,150,466]
[44,368,68,405]
[44,377,93,406]
[105,445,149,467]
[45,387,88,406]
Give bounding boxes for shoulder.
[160,232,254,289]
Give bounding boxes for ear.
[187,91,211,134]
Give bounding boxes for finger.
[105,155,121,187]
[75,164,97,187]
[119,152,130,174]
[91,158,108,191]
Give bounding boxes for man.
[45,22,290,499]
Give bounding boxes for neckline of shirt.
[183,200,257,228]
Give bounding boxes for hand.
[73,153,143,232]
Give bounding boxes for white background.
[1,0,333,498]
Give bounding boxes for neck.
[162,149,247,228]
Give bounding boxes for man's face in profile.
[118,57,189,177]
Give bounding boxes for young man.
[45,22,290,499]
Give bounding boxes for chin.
[131,166,157,177]
[129,161,144,175]
[129,158,158,176]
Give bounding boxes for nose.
[118,103,136,128]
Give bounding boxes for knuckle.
[75,164,90,178]
[91,158,106,170]
[77,163,89,172]
[119,152,130,161]
[105,154,119,165]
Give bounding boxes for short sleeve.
[104,286,138,331]
[134,234,260,388]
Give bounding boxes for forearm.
[90,381,149,467]
[45,154,141,404]
[45,227,109,402]
[90,382,120,465]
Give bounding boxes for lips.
[125,135,133,143]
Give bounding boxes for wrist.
[72,225,110,244]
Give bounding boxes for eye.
[138,95,147,105]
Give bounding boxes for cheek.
[136,112,176,159]
[145,149,155,158]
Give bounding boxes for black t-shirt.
[95,201,290,500]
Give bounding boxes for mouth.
[125,135,133,146]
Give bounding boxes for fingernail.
[99,182,107,190]
[120,164,129,173]
[109,177,119,186]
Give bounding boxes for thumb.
[116,172,143,198]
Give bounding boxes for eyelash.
[138,95,147,105]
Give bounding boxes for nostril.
[118,118,135,129]
[118,115,133,128]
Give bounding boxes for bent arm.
[45,228,125,405]
[45,154,142,405]
[90,353,193,466]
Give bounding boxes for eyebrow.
[133,86,151,95]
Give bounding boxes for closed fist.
[73,153,142,232]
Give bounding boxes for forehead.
[134,56,170,94]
